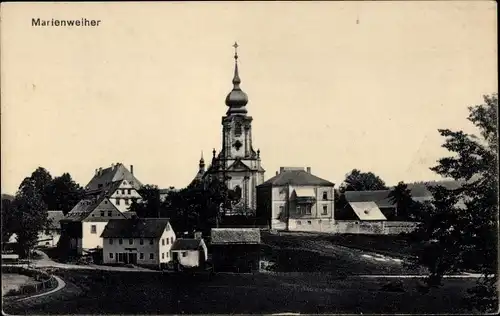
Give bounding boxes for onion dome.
[225,42,248,115]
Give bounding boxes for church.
[190,43,265,214]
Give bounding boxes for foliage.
[342,169,388,191]
[1,198,15,242]
[44,173,85,215]
[129,185,162,218]
[388,181,414,220]
[409,93,498,312]
[10,172,49,257]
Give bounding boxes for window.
[279,205,284,216]
[166,238,169,245]
[116,198,120,205]
[234,122,242,137]
[162,253,165,259]
[98,184,103,188]
[140,253,144,259]
[305,205,312,215]
[100,211,105,217]
[129,239,133,245]
[104,200,108,204]
[297,221,301,225]
[127,189,131,195]
[140,239,144,245]
[322,205,328,215]
[118,253,123,262]
[322,192,328,200]
[182,252,188,257]
[170,237,174,244]
[107,211,112,216]
[109,253,114,259]
[162,239,165,246]
[119,238,123,245]
[109,238,113,245]
[297,205,303,214]
[125,198,129,205]
[91,225,97,234]
[150,239,154,245]
[167,252,169,258]
[308,221,312,225]
[122,189,126,195]
[149,253,154,260]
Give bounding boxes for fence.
[286,219,419,235]
[2,265,58,297]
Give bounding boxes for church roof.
[258,168,334,187]
[225,42,248,115]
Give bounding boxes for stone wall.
[286,219,418,235]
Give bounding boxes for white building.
[256,167,335,231]
[101,218,176,269]
[37,210,65,247]
[170,238,208,268]
[84,163,143,213]
[60,196,128,255]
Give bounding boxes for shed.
[171,238,208,269]
[210,228,261,273]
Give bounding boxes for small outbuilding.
[171,238,208,269]
[210,228,261,273]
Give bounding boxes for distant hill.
[1,194,14,201]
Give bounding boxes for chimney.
[307,167,311,173]
[279,167,284,173]
[95,168,99,176]
[275,171,278,176]
[99,167,103,175]
[130,165,134,175]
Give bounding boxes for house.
[210,228,261,273]
[37,210,65,247]
[256,167,335,231]
[170,238,208,269]
[84,163,143,213]
[59,195,128,255]
[101,218,176,269]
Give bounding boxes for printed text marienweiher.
[32,18,102,27]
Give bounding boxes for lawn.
[2,273,36,295]
[3,269,486,314]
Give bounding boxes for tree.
[11,176,49,257]
[342,169,388,191]
[388,181,414,219]
[130,185,162,218]
[409,94,498,312]
[44,173,85,215]
[1,198,15,242]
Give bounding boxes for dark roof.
[344,190,394,208]
[85,163,142,191]
[46,210,65,229]
[122,211,137,219]
[210,228,261,245]
[62,197,106,222]
[101,218,170,238]
[258,169,334,187]
[171,238,204,251]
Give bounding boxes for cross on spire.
[233,42,239,61]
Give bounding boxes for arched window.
[234,185,242,200]
[234,122,242,137]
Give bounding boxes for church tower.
[203,42,265,213]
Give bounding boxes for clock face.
[233,140,242,151]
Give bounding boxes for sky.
[1,1,497,195]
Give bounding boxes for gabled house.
[171,238,208,269]
[210,228,261,273]
[101,218,176,269]
[256,167,335,231]
[60,195,127,255]
[84,163,143,213]
[37,210,65,247]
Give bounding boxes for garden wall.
[287,219,418,235]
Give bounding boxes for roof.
[259,169,334,187]
[85,163,142,191]
[101,218,170,238]
[344,190,394,208]
[46,210,65,229]
[122,211,137,219]
[349,202,387,221]
[171,238,204,251]
[62,197,106,222]
[210,228,261,245]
